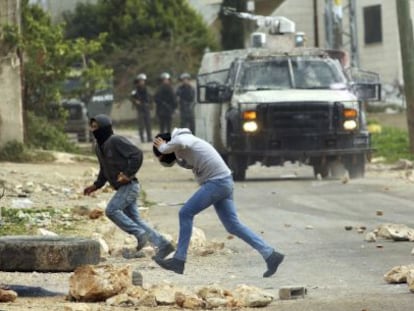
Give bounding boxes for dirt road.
[1,135,414,310]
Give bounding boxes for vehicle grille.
[257,102,335,133]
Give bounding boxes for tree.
[396,0,414,153]
[2,0,111,150]
[63,0,219,95]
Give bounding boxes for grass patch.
[371,126,414,162]
[0,206,84,236]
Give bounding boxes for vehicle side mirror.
[351,83,381,101]
[197,81,231,103]
[206,81,221,102]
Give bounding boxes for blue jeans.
[174,175,275,261]
[106,181,168,248]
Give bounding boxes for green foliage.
[0,207,79,236]
[0,1,111,151]
[25,111,78,152]
[371,126,414,162]
[64,0,219,96]
[0,141,31,162]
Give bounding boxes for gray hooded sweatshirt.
[158,128,231,184]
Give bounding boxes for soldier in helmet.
[176,73,195,133]
[154,72,177,133]
[131,73,152,143]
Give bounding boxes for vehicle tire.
[227,154,247,181]
[346,154,366,179]
[312,158,329,178]
[0,236,100,272]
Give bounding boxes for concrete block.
[279,286,307,300]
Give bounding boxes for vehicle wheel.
[346,154,366,179]
[312,158,329,178]
[0,236,101,272]
[227,155,247,181]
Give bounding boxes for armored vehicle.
[196,47,380,181]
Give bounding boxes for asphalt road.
[139,144,414,311]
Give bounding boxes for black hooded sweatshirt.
[91,114,143,190]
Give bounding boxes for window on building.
[363,5,382,44]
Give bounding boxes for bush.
[25,111,78,153]
[0,141,32,162]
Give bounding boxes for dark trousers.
[158,115,172,133]
[137,110,152,142]
[180,111,195,133]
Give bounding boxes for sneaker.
[136,234,148,252]
[153,243,175,260]
[263,251,284,278]
[154,257,185,274]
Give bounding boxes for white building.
[272,0,411,104]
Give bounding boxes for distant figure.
[154,72,177,133]
[131,73,152,143]
[84,114,174,260]
[176,73,196,133]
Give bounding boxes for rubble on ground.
[0,288,18,302]
[364,223,414,242]
[68,264,274,308]
[384,264,414,294]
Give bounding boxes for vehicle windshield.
[236,57,347,91]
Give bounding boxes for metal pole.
[313,0,320,47]
[349,0,359,67]
[325,0,333,49]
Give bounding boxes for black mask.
[93,125,113,146]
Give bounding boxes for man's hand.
[153,137,166,149]
[117,172,131,184]
[83,185,97,196]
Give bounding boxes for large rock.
[384,265,414,284]
[175,292,206,309]
[69,264,131,302]
[407,270,414,293]
[232,284,273,308]
[150,284,179,305]
[376,224,414,241]
[106,293,139,307]
[0,288,17,302]
[190,227,207,249]
[197,285,234,308]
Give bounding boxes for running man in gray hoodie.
[84,114,174,260]
[153,128,284,276]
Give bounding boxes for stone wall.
[0,0,24,147]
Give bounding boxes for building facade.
[272,0,412,104]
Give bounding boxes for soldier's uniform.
[176,81,195,133]
[131,78,152,142]
[154,73,176,133]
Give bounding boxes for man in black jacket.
[154,72,176,133]
[131,73,152,143]
[84,114,174,259]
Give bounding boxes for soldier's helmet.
[180,72,191,80]
[160,72,171,80]
[135,73,147,81]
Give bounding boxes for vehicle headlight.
[343,120,358,130]
[243,121,258,132]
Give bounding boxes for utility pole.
[348,0,359,67]
[325,0,343,49]
[396,0,414,153]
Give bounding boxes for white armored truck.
[196,30,380,181]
